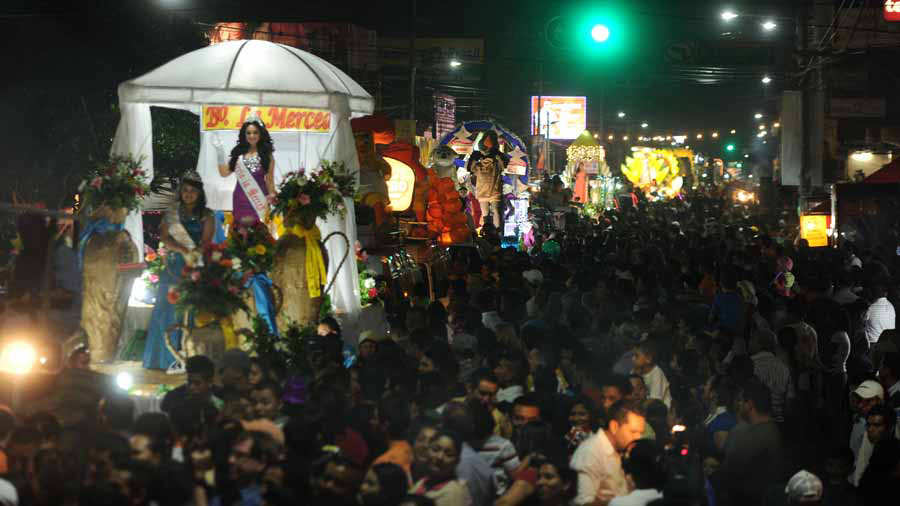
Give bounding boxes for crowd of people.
[0,194,899,506]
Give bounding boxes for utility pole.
[408,0,417,121]
[800,0,827,194]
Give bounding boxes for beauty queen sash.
[236,155,268,223]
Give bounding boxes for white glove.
[211,133,227,166]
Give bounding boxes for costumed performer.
[213,111,277,228]
[467,131,508,229]
[143,171,214,371]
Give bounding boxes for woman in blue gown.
[143,171,214,371]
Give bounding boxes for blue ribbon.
[246,273,279,336]
[78,219,124,270]
[213,211,226,245]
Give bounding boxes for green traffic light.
[591,24,610,43]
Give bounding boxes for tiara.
[244,109,266,128]
[182,170,203,184]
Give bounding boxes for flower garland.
[78,154,150,212]
[270,161,357,226]
[142,246,167,288]
[169,244,249,319]
[356,241,384,306]
[243,315,318,372]
[224,221,276,275]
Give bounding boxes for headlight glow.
[0,341,37,375]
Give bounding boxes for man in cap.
[849,380,884,459]
[785,470,823,505]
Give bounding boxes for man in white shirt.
[571,401,646,505]
[863,284,895,345]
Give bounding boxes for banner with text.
[201,105,332,133]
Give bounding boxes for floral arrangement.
[224,221,276,275]
[243,315,317,372]
[270,161,357,227]
[142,246,168,288]
[168,243,249,319]
[78,154,150,213]
[356,241,383,306]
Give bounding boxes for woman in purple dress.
[214,112,277,226]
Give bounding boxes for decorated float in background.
[620,147,687,201]
[438,119,532,240]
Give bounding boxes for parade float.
[564,130,614,217]
[438,120,532,240]
[620,147,686,201]
[106,39,373,360]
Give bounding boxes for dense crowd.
[1,195,899,506]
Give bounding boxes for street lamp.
[608,134,614,140]
[449,59,462,68]
[761,20,777,31]
[618,111,626,118]
[721,10,739,21]
[762,75,772,84]
[641,122,648,128]
[754,113,763,119]
[711,132,719,138]
[730,129,737,134]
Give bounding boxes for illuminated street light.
[773,122,780,128]
[730,129,737,134]
[758,124,766,130]
[697,133,704,139]
[761,20,777,31]
[641,122,648,128]
[711,132,719,138]
[757,131,767,138]
[754,113,763,119]
[618,111,626,118]
[762,75,772,84]
[721,10,738,21]
[591,24,611,43]
[623,135,629,141]
[449,59,462,68]
[608,135,614,140]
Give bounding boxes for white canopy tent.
[112,39,373,328]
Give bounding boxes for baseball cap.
[785,470,823,502]
[853,380,884,400]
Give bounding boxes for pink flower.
[368,287,378,298]
[190,271,201,282]
[149,274,159,284]
[90,177,103,189]
[298,194,311,205]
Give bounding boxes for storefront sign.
[434,93,456,140]
[201,105,332,133]
[886,1,900,21]
[530,96,587,140]
[800,215,829,248]
[830,98,887,118]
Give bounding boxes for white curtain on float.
[111,40,374,330]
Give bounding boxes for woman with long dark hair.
[213,112,277,227]
[143,171,214,371]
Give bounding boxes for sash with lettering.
[236,155,269,223]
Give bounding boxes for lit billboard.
[530,96,587,140]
